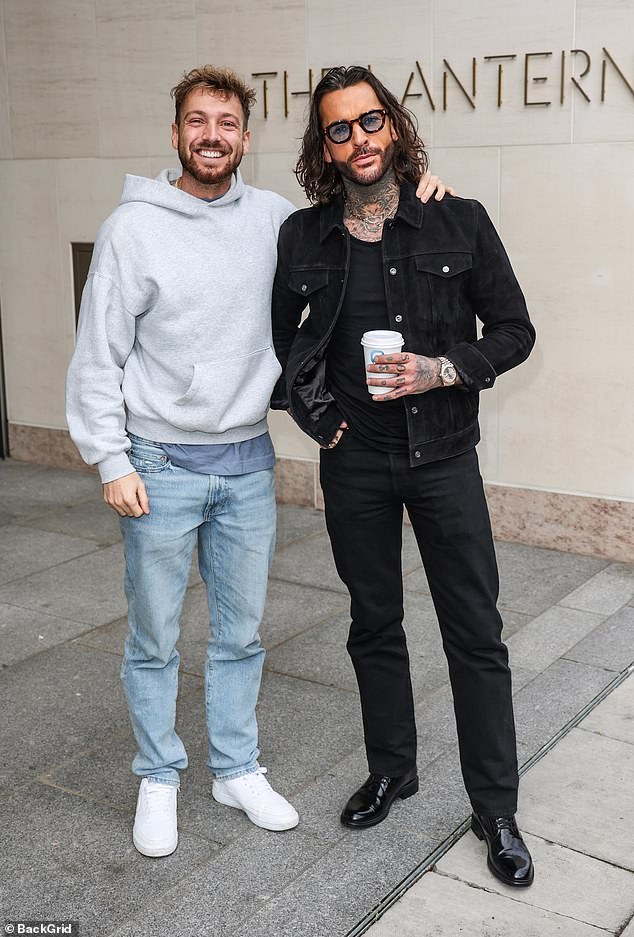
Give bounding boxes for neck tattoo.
[342,169,399,242]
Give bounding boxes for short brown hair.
[171,65,257,128]
[296,66,428,205]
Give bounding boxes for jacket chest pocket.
[287,270,332,337]
[414,252,473,342]
[414,251,472,290]
[288,269,330,306]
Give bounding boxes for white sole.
[212,786,299,831]
[133,830,178,858]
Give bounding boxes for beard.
[178,140,244,187]
[330,140,395,187]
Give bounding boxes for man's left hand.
[416,170,456,203]
[367,353,442,400]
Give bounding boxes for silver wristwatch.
[437,356,458,387]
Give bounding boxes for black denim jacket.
[271,184,535,467]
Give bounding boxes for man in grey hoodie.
[66,66,300,857]
[66,65,448,858]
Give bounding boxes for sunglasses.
[322,108,389,145]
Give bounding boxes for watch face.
[441,362,457,384]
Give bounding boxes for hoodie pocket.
[168,346,282,434]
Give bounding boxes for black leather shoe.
[341,773,419,829]
[472,813,534,887]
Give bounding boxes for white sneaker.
[133,777,178,857]
[212,767,299,831]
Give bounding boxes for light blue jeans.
[119,435,276,787]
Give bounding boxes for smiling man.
[66,66,301,857]
[272,66,536,889]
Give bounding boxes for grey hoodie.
[66,169,295,482]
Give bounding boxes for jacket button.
[411,406,418,414]
[485,377,491,383]
[389,267,397,275]
[414,451,421,458]
[301,284,307,292]
[442,265,450,273]
[395,314,402,323]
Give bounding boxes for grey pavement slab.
[0,602,102,668]
[0,542,126,625]
[511,665,540,694]
[436,830,634,931]
[520,726,634,870]
[0,524,98,585]
[499,607,535,638]
[18,495,123,545]
[623,918,634,937]
[226,827,440,937]
[0,642,200,794]
[414,684,459,754]
[0,782,218,936]
[494,541,607,616]
[275,503,326,548]
[265,610,356,690]
[0,460,99,518]
[106,827,333,937]
[581,671,634,744]
[565,605,634,672]
[367,869,609,936]
[256,670,363,797]
[270,531,346,593]
[265,593,450,699]
[261,578,350,648]
[513,657,616,750]
[506,604,605,673]
[560,561,634,615]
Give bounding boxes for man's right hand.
[322,421,348,449]
[103,471,150,517]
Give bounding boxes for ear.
[171,122,179,152]
[323,140,333,165]
[242,129,251,154]
[390,125,398,143]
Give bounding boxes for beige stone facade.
[0,0,632,558]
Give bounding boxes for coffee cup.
[360,329,405,396]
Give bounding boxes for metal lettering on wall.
[250,48,633,117]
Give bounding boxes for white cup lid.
[360,329,404,347]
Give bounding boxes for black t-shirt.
[326,236,409,452]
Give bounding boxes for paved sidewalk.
[366,670,634,937]
[1,458,633,937]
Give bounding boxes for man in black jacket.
[271,66,536,888]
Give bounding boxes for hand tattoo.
[413,356,441,391]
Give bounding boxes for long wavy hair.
[296,66,428,206]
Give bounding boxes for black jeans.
[319,432,518,816]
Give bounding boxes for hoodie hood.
[119,168,246,215]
